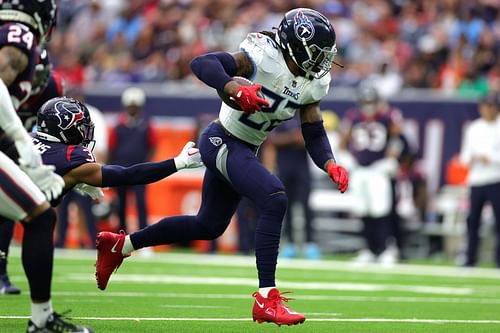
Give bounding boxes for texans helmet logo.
[294,10,315,41]
[54,101,85,130]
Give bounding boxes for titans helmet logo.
[54,101,84,130]
[294,10,315,41]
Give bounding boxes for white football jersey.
[219,33,331,146]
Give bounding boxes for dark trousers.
[361,180,399,256]
[236,197,258,255]
[0,218,14,275]
[116,185,147,233]
[56,190,97,249]
[279,168,314,243]
[466,181,500,267]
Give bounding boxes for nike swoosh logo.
[111,239,120,253]
[187,151,197,156]
[255,300,265,308]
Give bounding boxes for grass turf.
[1,248,500,333]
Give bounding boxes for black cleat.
[26,311,93,333]
[0,274,21,295]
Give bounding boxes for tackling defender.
[24,97,203,207]
[95,8,349,326]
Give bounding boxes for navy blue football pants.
[131,121,287,287]
[466,181,500,267]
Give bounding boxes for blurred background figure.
[56,88,108,249]
[266,116,319,260]
[459,94,500,268]
[108,87,158,233]
[340,84,407,266]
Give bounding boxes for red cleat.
[252,288,306,326]
[95,230,130,290]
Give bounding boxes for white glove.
[22,165,65,202]
[14,133,42,169]
[174,141,203,170]
[74,183,104,200]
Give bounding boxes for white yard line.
[1,316,500,324]
[62,273,474,295]
[50,291,500,304]
[6,247,500,279]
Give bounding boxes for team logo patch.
[294,10,315,41]
[209,136,223,146]
[54,101,84,130]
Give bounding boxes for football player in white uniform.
[95,8,348,326]
[0,1,94,332]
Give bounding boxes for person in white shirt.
[459,94,500,267]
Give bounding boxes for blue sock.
[254,193,287,288]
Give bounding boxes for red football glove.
[234,84,269,114]
[327,163,349,193]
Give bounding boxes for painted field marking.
[50,291,500,304]
[1,316,500,324]
[159,305,228,309]
[7,248,500,279]
[62,273,474,295]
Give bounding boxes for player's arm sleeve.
[190,52,238,91]
[300,103,335,170]
[302,121,335,170]
[101,159,177,187]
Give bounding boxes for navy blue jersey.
[18,72,64,131]
[343,107,402,166]
[0,22,38,109]
[31,135,96,206]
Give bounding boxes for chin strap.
[35,131,61,143]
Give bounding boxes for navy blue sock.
[254,193,287,288]
[22,208,56,301]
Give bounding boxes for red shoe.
[95,230,130,290]
[252,288,305,326]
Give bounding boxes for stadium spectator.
[45,1,497,90]
[459,94,500,268]
[108,87,158,233]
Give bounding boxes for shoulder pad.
[0,23,37,55]
[70,145,96,164]
[310,73,331,102]
[239,33,281,74]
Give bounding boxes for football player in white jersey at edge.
[95,8,349,326]
[0,0,93,332]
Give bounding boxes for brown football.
[217,76,264,110]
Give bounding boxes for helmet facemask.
[79,120,95,150]
[288,40,337,79]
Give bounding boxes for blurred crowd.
[51,0,499,98]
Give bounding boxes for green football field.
[2,248,500,333]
